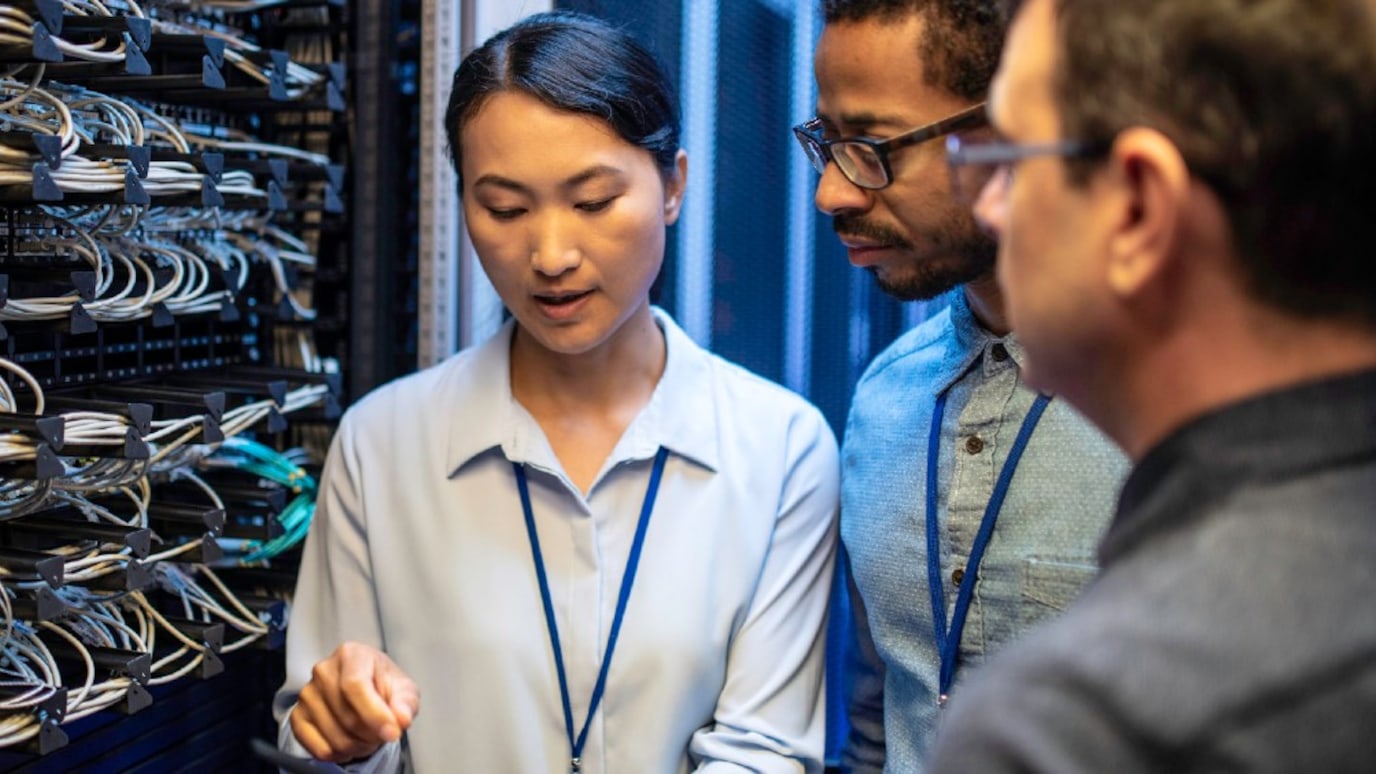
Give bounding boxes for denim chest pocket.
[1020,557,1097,629]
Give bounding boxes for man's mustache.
[832,214,911,249]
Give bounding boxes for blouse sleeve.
[272,412,403,774]
[690,407,841,773]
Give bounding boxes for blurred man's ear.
[1104,127,1193,299]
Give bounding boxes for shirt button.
[965,436,985,455]
[951,567,966,584]
[991,343,1009,362]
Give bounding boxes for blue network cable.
[207,437,317,564]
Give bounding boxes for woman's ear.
[664,149,688,224]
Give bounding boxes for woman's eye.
[576,198,614,213]
[487,208,525,220]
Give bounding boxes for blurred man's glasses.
[945,134,1111,207]
[793,103,987,190]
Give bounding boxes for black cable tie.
[35,442,64,480]
[268,180,287,211]
[71,269,96,302]
[202,54,225,89]
[199,648,224,679]
[32,0,62,35]
[268,158,289,186]
[219,298,241,322]
[201,152,224,183]
[326,80,345,112]
[125,16,150,51]
[68,302,97,335]
[200,536,224,565]
[124,169,149,205]
[122,35,150,75]
[126,144,149,178]
[31,134,62,169]
[201,175,224,207]
[119,682,151,714]
[203,36,226,68]
[324,183,344,214]
[201,415,224,444]
[25,717,67,755]
[31,163,62,201]
[151,301,175,328]
[6,586,65,622]
[31,22,62,63]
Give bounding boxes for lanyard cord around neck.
[512,446,669,774]
[925,389,1051,705]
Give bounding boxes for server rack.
[0,0,419,767]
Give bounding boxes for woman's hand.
[289,642,421,763]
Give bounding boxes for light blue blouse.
[276,309,840,773]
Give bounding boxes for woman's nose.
[529,215,581,276]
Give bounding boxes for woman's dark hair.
[444,11,680,189]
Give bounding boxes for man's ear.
[1104,127,1192,299]
[664,149,688,224]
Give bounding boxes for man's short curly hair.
[822,0,1010,101]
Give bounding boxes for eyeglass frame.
[944,133,1112,205]
[793,103,989,190]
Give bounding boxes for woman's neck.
[509,303,666,492]
[511,304,665,410]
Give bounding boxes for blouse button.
[965,436,985,455]
[951,567,966,584]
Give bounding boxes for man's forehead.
[990,0,1058,133]
[814,16,943,130]
[814,102,909,132]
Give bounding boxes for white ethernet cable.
[0,80,80,160]
[0,4,129,65]
[148,16,325,99]
[153,564,269,653]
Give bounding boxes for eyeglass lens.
[833,144,887,189]
[795,129,829,175]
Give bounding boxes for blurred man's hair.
[1037,0,1376,327]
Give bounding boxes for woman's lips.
[533,289,593,319]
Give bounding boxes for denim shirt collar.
[933,288,1026,395]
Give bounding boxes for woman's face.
[460,90,686,358]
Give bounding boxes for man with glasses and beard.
[928,0,1376,770]
[794,1,1126,770]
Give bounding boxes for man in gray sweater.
[928,0,1376,771]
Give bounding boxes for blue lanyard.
[925,390,1051,705]
[513,446,669,774]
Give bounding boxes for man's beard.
[835,213,997,302]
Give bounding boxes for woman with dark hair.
[273,11,839,773]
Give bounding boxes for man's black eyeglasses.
[793,103,988,190]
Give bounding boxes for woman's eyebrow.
[470,165,626,193]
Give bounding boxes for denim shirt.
[840,291,1127,773]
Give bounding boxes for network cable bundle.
[0,0,350,763]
